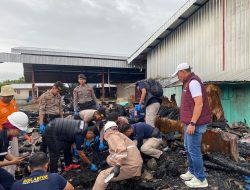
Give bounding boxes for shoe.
[185,177,208,188]
[180,171,194,181]
[64,165,72,172]
[70,164,80,169]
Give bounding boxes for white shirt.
[189,80,202,98]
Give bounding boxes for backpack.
[145,79,163,98]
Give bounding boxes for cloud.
[0,0,187,56]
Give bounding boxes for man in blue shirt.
[11,152,74,190]
[136,80,162,127]
[119,122,163,159]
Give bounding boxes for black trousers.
[45,127,72,173]
[78,101,96,111]
[40,115,60,153]
[0,168,14,190]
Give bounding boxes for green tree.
[0,76,25,88]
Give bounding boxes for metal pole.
[102,68,105,101]
[31,65,35,99]
[108,69,110,96]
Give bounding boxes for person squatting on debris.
[44,118,99,173]
[92,121,143,190]
[136,79,163,127]
[172,62,211,188]
[73,74,98,117]
[0,85,20,176]
[0,86,31,176]
[119,122,163,159]
[11,152,74,190]
[0,112,29,190]
[39,81,64,153]
[79,107,106,151]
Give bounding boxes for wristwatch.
[190,121,196,126]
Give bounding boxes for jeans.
[184,124,207,181]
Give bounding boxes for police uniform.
[39,90,63,152]
[39,90,63,119]
[79,109,97,123]
[11,170,67,190]
[73,85,97,112]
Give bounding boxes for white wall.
[14,89,30,100]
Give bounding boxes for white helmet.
[7,112,29,131]
[104,121,118,132]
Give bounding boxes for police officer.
[73,74,98,117]
[11,152,74,190]
[44,118,99,173]
[39,81,64,153]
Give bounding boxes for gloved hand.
[85,140,91,149]
[135,104,141,112]
[73,148,78,156]
[111,165,120,177]
[99,142,105,151]
[89,164,98,172]
[39,124,46,134]
[74,112,79,117]
[94,136,100,143]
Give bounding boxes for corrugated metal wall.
[147,0,250,79]
[225,0,250,71]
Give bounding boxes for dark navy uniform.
[44,118,87,173]
[11,170,67,190]
[0,128,14,190]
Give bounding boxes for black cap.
[118,123,132,133]
[87,125,99,136]
[54,81,63,91]
[78,74,87,79]
[97,107,106,117]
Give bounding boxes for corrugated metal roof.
[163,68,250,88]
[0,52,132,69]
[202,68,250,83]
[128,0,208,64]
[10,83,63,89]
[10,84,33,89]
[0,46,135,69]
[12,47,128,60]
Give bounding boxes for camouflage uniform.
[39,90,63,116]
[39,90,63,152]
[73,85,97,112]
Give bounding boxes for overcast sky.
[0,0,187,76]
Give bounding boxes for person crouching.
[92,121,143,190]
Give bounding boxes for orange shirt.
[0,99,18,128]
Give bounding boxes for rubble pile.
[60,140,246,190]
[16,97,250,189]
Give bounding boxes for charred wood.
[207,153,250,176]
